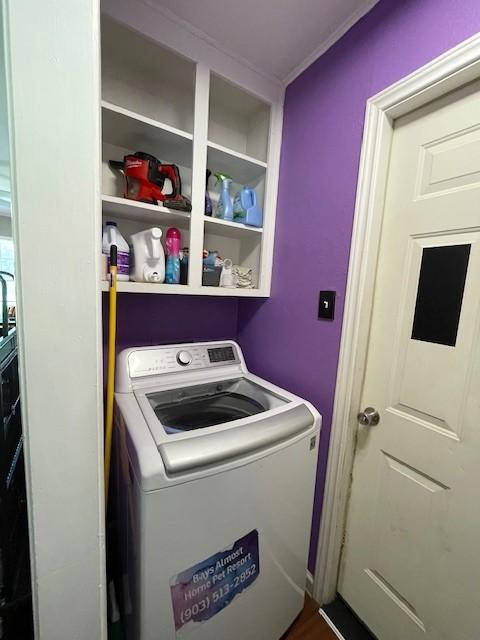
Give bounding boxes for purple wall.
[103,294,238,353]
[236,0,480,573]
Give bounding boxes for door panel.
[417,124,480,196]
[338,80,480,640]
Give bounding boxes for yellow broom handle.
[104,245,118,502]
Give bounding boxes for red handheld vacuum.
[109,151,192,212]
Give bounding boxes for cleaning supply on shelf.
[233,265,254,289]
[202,249,220,269]
[102,221,130,281]
[130,227,165,283]
[202,250,223,286]
[214,172,233,221]
[179,247,189,285]
[165,227,182,285]
[220,258,235,288]
[233,186,263,227]
[205,169,213,216]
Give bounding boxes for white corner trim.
[306,570,314,597]
[282,0,380,87]
[312,31,480,606]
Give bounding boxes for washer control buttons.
[176,350,192,366]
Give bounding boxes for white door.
[338,79,480,640]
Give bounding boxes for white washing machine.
[113,341,321,640]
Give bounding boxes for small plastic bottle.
[165,227,182,284]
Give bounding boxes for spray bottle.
[165,227,182,284]
[214,172,233,221]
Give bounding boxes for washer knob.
[176,350,192,366]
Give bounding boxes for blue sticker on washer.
[170,529,259,634]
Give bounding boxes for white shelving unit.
[99,14,282,297]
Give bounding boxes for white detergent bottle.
[130,227,165,283]
[102,221,130,281]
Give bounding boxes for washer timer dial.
[176,350,192,366]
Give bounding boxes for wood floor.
[282,595,338,640]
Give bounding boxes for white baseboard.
[319,609,347,640]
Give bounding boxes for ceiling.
[148,0,379,85]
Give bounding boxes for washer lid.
[146,377,282,434]
[134,376,316,476]
[158,403,315,475]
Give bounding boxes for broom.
[104,244,117,501]
[104,245,124,639]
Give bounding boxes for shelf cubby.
[102,102,193,168]
[209,73,270,163]
[101,103,193,212]
[206,141,267,185]
[203,228,262,291]
[101,16,195,134]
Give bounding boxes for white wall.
[2,1,106,638]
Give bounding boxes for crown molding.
[140,0,283,88]
[130,0,379,89]
[282,0,380,86]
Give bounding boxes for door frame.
[313,32,480,605]
[2,1,107,637]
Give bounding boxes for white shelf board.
[204,215,262,239]
[102,195,191,228]
[199,286,266,297]
[102,101,193,167]
[100,281,188,294]
[100,280,267,297]
[207,141,267,184]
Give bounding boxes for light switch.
[318,290,336,321]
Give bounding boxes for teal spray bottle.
[214,172,233,221]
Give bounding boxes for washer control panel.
[128,343,240,378]
[207,345,236,363]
